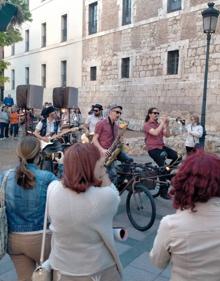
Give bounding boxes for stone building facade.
[80,0,220,133]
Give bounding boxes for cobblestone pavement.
[0,135,173,281]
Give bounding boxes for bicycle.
[116,162,156,232]
[138,154,183,198]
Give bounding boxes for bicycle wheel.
[126,183,156,231]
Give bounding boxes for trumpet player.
[144,107,178,199]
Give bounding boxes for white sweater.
[47,180,122,276]
[185,124,203,148]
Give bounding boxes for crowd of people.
[0,94,36,140]
[1,97,220,281]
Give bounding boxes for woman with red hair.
[47,143,122,281]
[150,151,220,281]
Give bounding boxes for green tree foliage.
[0,0,32,86]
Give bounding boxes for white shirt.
[47,181,122,276]
[35,119,60,136]
[185,124,203,147]
[85,114,103,134]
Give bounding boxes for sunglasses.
[93,109,100,112]
[152,112,160,115]
[113,110,122,115]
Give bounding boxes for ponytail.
[16,136,40,189]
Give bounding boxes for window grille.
[41,64,46,88]
[90,66,97,81]
[121,57,130,78]
[61,14,67,42]
[41,23,46,47]
[88,2,98,35]
[11,70,15,90]
[122,0,131,25]
[167,50,179,75]
[25,30,29,52]
[25,67,29,85]
[167,0,181,13]
[61,61,67,87]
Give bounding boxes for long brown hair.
[16,136,40,189]
[145,107,158,122]
[63,143,101,193]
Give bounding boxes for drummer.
[34,106,60,143]
[84,104,103,136]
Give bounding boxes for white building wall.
[4,0,83,103]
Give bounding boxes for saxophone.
[105,122,128,166]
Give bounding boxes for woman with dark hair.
[47,143,122,281]
[150,151,220,281]
[144,107,178,199]
[70,106,83,127]
[3,136,57,281]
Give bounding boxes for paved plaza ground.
[0,135,173,281]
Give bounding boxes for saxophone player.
[93,104,132,183]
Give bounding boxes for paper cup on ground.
[113,227,128,241]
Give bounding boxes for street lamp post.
[200,2,219,147]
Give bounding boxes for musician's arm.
[163,123,171,137]
[83,123,90,135]
[84,116,90,133]
[33,130,49,142]
[148,122,164,136]
[93,133,108,156]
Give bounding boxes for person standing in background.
[185,114,203,155]
[10,106,19,139]
[85,104,103,134]
[0,105,9,139]
[70,106,83,127]
[3,94,14,107]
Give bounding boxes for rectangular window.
[11,69,15,90]
[11,44,15,56]
[121,57,130,78]
[88,2,97,35]
[122,0,131,25]
[41,64,46,88]
[41,22,46,47]
[61,60,67,87]
[61,14,67,42]
[90,66,97,81]
[167,50,179,75]
[25,67,29,84]
[25,29,29,52]
[167,0,181,13]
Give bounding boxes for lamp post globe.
[200,2,219,147]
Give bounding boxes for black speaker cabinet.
[53,87,78,109]
[16,85,44,109]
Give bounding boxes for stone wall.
[124,134,220,156]
[80,0,220,134]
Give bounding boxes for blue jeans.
[106,151,133,184]
[10,124,19,137]
[0,122,6,138]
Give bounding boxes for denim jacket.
[3,164,57,232]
